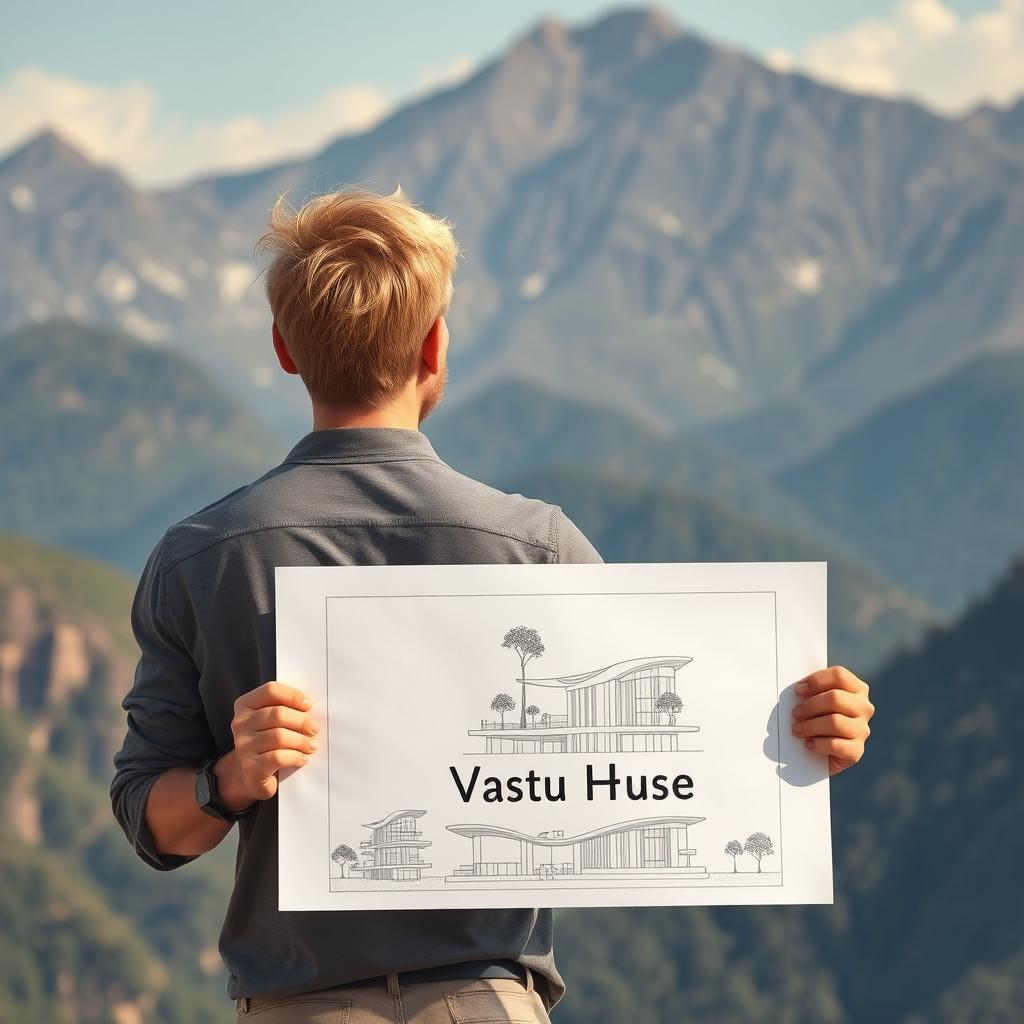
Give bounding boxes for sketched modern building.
[445,816,707,884]
[356,809,432,881]
[469,656,697,753]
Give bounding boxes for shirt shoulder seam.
[161,518,559,574]
[548,506,561,561]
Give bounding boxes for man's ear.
[420,316,446,377]
[272,322,300,375]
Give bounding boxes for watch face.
[196,770,212,806]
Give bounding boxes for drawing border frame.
[323,589,784,896]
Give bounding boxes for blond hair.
[256,185,460,408]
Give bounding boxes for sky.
[3,0,1023,186]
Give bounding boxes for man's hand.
[144,681,319,857]
[791,665,874,776]
[218,681,320,808]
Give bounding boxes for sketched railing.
[477,716,569,731]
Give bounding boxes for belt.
[336,959,528,989]
[236,961,548,1016]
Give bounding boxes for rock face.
[0,537,136,843]
[0,574,109,845]
[0,535,235,1023]
[1,598,93,715]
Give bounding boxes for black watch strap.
[195,758,255,823]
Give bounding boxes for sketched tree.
[331,844,359,879]
[526,705,540,726]
[655,691,683,726]
[743,832,774,873]
[501,626,545,729]
[724,840,744,873]
[490,692,517,729]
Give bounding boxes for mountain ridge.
[781,348,1024,611]
[4,4,1023,451]
[508,465,931,672]
[0,320,285,572]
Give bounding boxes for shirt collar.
[282,426,443,466]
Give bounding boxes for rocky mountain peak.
[507,5,681,71]
[572,4,682,54]
[0,128,98,177]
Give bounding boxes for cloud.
[0,59,468,186]
[765,0,1024,114]
[0,67,163,172]
[181,85,393,178]
[415,54,477,92]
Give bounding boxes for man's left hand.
[791,666,874,776]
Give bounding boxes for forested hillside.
[782,351,1024,611]
[515,467,930,673]
[0,321,283,572]
[0,535,234,1023]
[426,378,844,554]
[0,503,1018,1022]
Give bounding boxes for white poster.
[276,562,831,911]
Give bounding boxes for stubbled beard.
[419,363,448,423]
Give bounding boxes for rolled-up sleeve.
[110,534,216,870]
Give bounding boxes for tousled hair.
[256,185,460,408]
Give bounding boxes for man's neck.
[311,398,420,432]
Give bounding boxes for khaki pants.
[235,968,552,1023]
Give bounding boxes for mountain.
[965,95,1024,148]
[553,552,1024,1024]
[509,467,931,673]
[781,350,1024,611]
[3,7,1023,452]
[700,392,849,473]
[0,128,284,404]
[426,378,851,554]
[0,534,234,1023]
[429,379,935,669]
[0,320,284,572]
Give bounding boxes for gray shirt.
[110,426,603,1005]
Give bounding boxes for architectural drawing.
[334,809,433,883]
[445,815,708,885]
[277,561,832,911]
[470,655,699,754]
[329,812,783,892]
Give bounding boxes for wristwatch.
[195,758,256,822]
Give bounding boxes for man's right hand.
[217,681,320,808]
